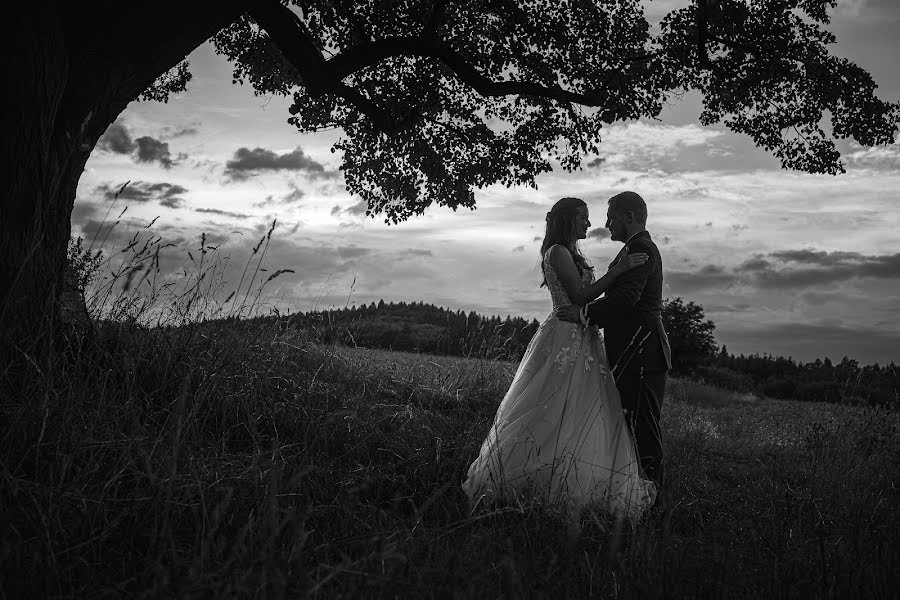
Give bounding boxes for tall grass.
[2,220,898,597]
[81,215,290,328]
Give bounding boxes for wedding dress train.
[462,247,656,519]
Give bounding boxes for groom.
[558,191,672,486]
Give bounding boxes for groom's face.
[606,205,629,242]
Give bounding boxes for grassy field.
[2,319,898,599]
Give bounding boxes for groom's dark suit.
[584,231,671,484]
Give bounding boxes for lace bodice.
[544,246,594,310]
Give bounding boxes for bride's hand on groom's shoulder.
[612,252,648,276]
[555,305,582,323]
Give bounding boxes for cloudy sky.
[73,0,900,365]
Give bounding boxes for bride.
[462,197,656,519]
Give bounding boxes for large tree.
[2,0,897,365]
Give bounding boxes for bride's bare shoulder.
[546,244,574,264]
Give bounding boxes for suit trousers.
[617,369,667,486]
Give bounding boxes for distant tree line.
[287,300,541,361]
[267,297,897,409]
[699,351,897,408]
[660,297,897,408]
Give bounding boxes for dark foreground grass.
[2,320,898,599]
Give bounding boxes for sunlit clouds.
[73,6,900,364]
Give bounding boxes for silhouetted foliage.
[5,1,899,363]
[661,296,718,373]
[702,351,897,409]
[220,0,900,222]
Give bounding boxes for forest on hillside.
[281,300,541,361]
[257,299,898,409]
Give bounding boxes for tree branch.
[249,0,399,130]
[695,0,710,67]
[248,1,332,95]
[251,0,644,131]
[326,36,616,106]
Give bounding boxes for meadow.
[3,316,898,599]
[3,227,898,598]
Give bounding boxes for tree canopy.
[2,0,899,365]
[206,0,898,223]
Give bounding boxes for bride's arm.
[548,245,647,306]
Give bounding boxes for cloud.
[282,186,305,204]
[337,246,370,259]
[705,147,734,158]
[78,219,124,247]
[346,200,368,215]
[669,249,900,295]
[674,186,710,199]
[512,245,525,252]
[585,157,606,168]
[406,249,433,258]
[175,126,199,137]
[96,181,188,208]
[598,122,728,172]
[95,122,181,168]
[587,228,610,240]
[71,200,101,226]
[159,196,183,209]
[735,257,772,272]
[744,250,900,289]
[166,123,200,138]
[224,146,337,180]
[77,217,160,251]
[96,122,136,154]
[667,264,738,293]
[704,303,753,314]
[846,137,900,170]
[331,199,369,218]
[222,236,363,290]
[799,291,844,306]
[768,249,863,266]
[253,183,307,208]
[135,136,176,168]
[833,0,882,17]
[195,208,252,219]
[98,183,151,203]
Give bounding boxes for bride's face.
[573,206,590,240]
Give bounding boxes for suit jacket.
[585,231,672,375]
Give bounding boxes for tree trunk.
[1,2,250,374]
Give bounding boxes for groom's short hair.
[608,191,647,224]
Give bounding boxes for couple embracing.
[463,191,672,520]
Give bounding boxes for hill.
[265,299,541,360]
[257,299,899,409]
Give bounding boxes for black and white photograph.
[2,0,898,597]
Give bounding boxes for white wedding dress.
[463,246,656,519]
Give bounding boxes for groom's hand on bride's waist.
[555,305,583,323]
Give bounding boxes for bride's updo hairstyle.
[540,196,593,287]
